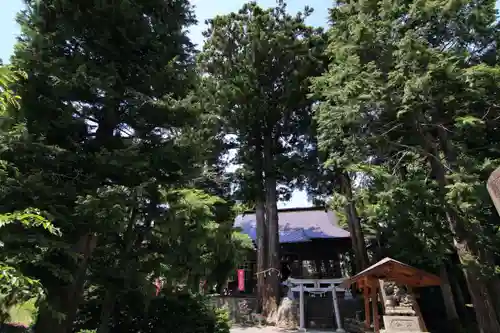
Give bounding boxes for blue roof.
[234,208,350,244]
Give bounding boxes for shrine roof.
[234,207,350,244]
[342,257,441,288]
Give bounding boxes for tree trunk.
[456,244,500,333]
[34,296,66,333]
[420,127,500,333]
[480,243,500,318]
[437,123,500,325]
[263,133,280,321]
[440,263,462,330]
[340,200,361,273]
[256,198,267,313]
[63,233,98,331]
[449,264,472,327]
[339,172,369,271]
[34,233,98,333]
[97,207,138,333]
[264,172,280,320]
[34,105,118,333]
[253,130,267,314]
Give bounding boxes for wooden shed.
[342,257,441,333]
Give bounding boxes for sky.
[0,0,320,208]
[0,0,498,208]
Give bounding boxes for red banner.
[237,269,245,291]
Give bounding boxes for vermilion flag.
[237,269,245,291]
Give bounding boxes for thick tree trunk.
[63,233,98,331]
[256,198,267,313]
[480,242,500,318]
[97,207,138,333]
[34,296,66,333]
[440,263,462,330]
[34,233,97,333]
[339,172,369,271]
[253,131,268,314]
[34,106,119,333]
[263,133,280,321]
[437,124,500,324]
[340,204,361,272]
[449,264,472,327]
[420,127,500,333]
[264,172,280,320]
[456,243,500,333]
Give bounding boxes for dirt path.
[230,327,292,333]
[230,326,329,333]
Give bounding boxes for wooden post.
[408,286,427,332]
[364,281,371,329]
[378,279,388,314]
[371,284,380,333]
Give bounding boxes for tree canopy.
[312,0,500,330]
[1,0,500,332]
[198,0,325,317]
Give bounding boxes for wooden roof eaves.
[342,257,441,288]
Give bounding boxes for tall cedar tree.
[312,0,500,331]
[301,134,370,273]
[8,1,200,332]
[199,0,325,316]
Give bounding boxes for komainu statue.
[383,282,416,316]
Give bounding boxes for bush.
[141,293,231,333]
[214,307,231,333]
[75,291,231,333]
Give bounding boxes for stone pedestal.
[382,315,423,332]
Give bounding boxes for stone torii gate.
[286,277,351,332]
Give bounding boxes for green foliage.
[4,0,499,331]
[4,298,36,327]
[0,63,61,323]
[0,66,25,114]
[199,0,326,201]
[213,307,231,333]
[312,0,500,263]
[0,209,60,235]
[3,0,241,331]
[76,292,230,333]
[0,204,61,322]
[312,0,500,329]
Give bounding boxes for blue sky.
[0,0,323,208]
[0,0,331,62]
[1,0,498,208]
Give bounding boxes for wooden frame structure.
[341,258,441,333]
